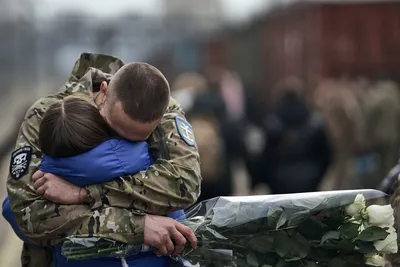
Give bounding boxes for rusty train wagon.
[203,0,400,105]
[262,1,400,92]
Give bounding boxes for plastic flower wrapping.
[62,189,398,266]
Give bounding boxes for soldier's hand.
[144,214,197,256]
[32,170,86,204]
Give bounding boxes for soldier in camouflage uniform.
[171,73,229,199]
[313,80,364,189]
[6,53,201,266]
[361,79,400,189]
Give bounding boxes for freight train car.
[227,21,265,91]
[202,0,400,106]
[261,0,400,96]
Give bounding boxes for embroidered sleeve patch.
[10,146,32,180]
[175,116,196,147]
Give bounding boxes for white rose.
[365,254,385,266]
[366,205,395,228]
[345,194,366,219]
[374,227,398,254]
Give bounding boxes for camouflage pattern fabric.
[6,53,202,264]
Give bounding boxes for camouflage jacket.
[6,53,202,246]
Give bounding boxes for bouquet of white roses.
[62,190,397,267]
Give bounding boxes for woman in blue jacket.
[3,97,184,267]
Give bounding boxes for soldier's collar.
[68,53,125,81]
[64,67,113,97]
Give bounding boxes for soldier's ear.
[100,81,108,95]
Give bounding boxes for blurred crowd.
[171,70,400,201]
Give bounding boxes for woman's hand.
[32,170,87,204]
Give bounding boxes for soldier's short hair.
[39,97,112,157]
[109,63,170,123]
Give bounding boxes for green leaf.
[288,210,310,226]
[327,256,364,267]
[303,262,319,267]
[286,233,310,261]
[342,253,364,264]
[319,238,355,253]
[298,218,327,240]
[255,252,278,266]
[327,258,348,267]
[308,248,338,262]
[337,238,356,253]
[338,223,361,239]
[354,240,376,254]
[322,209,345,230]
[268,210,283,229]
[357,226,389,242]
[276,210,288,229]
[236,257,250,267]
[205,226,228,240]
[246,252,259,267]
[321,231,340,244]
[276,260,291,267]
[248,234,275,253]
[274,231,291,257]
[274,231,310,261]
[234,218,265,234]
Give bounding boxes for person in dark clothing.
[171,71,238,201]
[254,90,333,194]
[185,89,234,202]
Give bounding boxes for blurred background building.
[1,0,400,265]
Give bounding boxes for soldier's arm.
[85,99,202,214]
[7,103,145,245]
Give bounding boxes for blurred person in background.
[209,69,269,195]
[171,72,208,112]
[172,71,234,201]
[219,70,268,195]
[344,78,374,189]
[204,68,248,162]
[313,80,364,189]
[378,165,400,267]
[172,69,269,199]
[255,79,332,194]
[360,75,400,189]
[241,87,267,195]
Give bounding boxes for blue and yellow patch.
[175,116,196,147]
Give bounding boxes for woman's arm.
[40,139,151,187]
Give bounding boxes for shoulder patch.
[10,146,32,180]
[175,116,196,147]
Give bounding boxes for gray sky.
[36,0,164,16]
[35,0,274,22]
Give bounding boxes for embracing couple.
[2,53,202,267]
